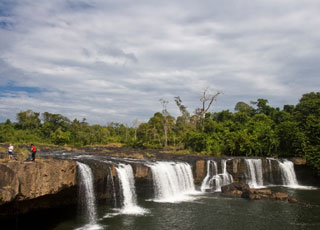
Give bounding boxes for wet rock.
[288,197,298,203]
[290,158,307,165]
[221,182,298,203]
[133,164,150,178]
[194,160,206,184]
[221,182,250,197]
[272,192,289,201]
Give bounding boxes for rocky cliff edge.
[0,159,77,218]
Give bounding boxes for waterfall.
[201,160,215,192]
[245,159,264,188]
[201,160,233,192]
[116,163,148,215]
[277,160,299,187]
[77,162,101,230]
[148,161,197,203]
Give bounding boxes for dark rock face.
[221,182,298,203]
[0,159,78,219]
[132,163,154,199]
[194,160,206,184]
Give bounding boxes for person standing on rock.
[30,144,37,161]
[8,143,14,160]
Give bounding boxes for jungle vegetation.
[0,91,319,175]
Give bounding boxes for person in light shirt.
[8,143,14,160]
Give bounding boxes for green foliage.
[16,110,41,130]
[1,91,320,176]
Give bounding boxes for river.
[8,187,320,230]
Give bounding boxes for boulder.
[221,182,249,197]
[221,182,298,203]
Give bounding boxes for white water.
[116,164,148,215]
[245,159,264,188]
[277,160,299,187]
[201,160,233,192]
[201,160,215,192]
[77,162,102,230]
[148,161,197,203]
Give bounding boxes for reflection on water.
[5,187,318,230]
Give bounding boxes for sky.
[0,0,319,125]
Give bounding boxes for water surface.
[47,187,320,230]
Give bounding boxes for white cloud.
[0,0,320,124]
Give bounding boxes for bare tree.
[198,88,223,119]
[160,98,169,147]
[132,119,140,141]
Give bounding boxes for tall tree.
[195,88,222,130]
[160,99,170,147]
[16,110,41,130]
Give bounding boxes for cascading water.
[277,160,299,187]
[200,160,233,192]
[245,159,264,188]
[201,160,217,192]
[116,163,148,215]
[77,162,101,230]
[148,161,197,202]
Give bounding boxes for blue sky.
[0,0,320,125]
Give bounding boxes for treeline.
[133,92,319,175]
[0,112,132,146]
[0,92,319,175]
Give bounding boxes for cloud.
[0,0,320,124]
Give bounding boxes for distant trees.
[0,91,319,176]
[16,110,41,130]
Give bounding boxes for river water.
[9,187,320,230]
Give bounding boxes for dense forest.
[0,92,319,175]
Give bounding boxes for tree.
[174,96,190,121]
[234,101,255,115]
[251,98,274,115]
[193,88,222,131]
[132,119,140,141]
[197,88,222,119]
[16,110,41,130]
[294,92,320,175]
[41,112,71,139]
[160,99,170,147]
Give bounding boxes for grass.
[161,149,193,155]
[0,146,6,152]
[146,152,155,158]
